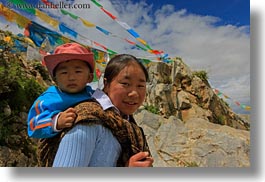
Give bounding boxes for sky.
[143,0,250,26]
[0,0,250,114]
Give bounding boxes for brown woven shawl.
[37,100,151,167]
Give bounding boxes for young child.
[27,42,95,138]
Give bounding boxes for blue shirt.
[52,88,122,167]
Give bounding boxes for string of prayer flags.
[90,0,165,57]
[212,88,251,111]
[13,0,166,59]
[2,1,118,55]
[39,0,158,55]
[1,1,172,67]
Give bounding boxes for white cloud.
[0,0,250,113]
[105,0,250,112]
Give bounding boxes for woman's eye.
[121,82,129,86]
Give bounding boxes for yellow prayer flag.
[245,106,251,111]
[79,18,95,27]
[36,9,59,29]
[60,36,71,44]
[136,37,147,45]
[24,37,35,46]
[223,94,230,99]
[0,4,16,22]
[13,13,31,28]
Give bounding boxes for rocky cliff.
[145,59,249,130]
[0,30,250,167]
[136,59,250,167]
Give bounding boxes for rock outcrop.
[135,110,250,167]
[145,59,249,130]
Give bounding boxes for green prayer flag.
[60,9,79,20]
[91,0,103,8]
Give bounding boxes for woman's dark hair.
[103,54,149,84]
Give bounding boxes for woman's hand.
[57,108,77,130]
[127,152,154,167]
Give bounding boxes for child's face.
[104,62,147,115]
[54,59,93,93]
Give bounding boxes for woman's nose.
[128,89,139,97]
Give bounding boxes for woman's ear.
[103,78,107,86]
[103,78,109,92]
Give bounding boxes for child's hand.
[57,108,77,130]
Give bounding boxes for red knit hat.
[44,43,94,77]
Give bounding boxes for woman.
[39,54,153,167]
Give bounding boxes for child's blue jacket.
[27,85,94,138]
